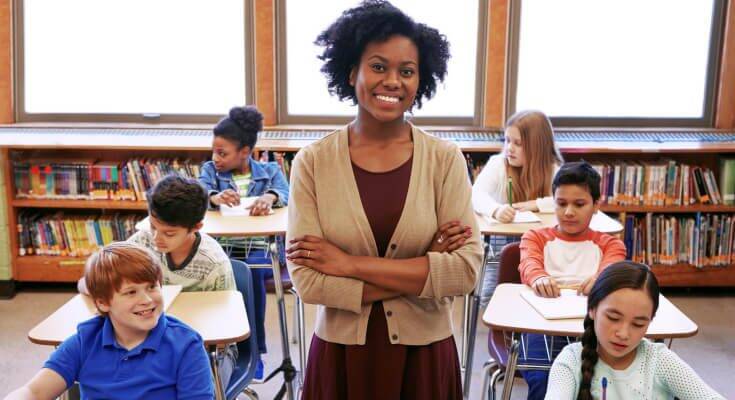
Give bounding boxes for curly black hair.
[147,175,208,229]
[315,0,450,109]
[213,105,264,150]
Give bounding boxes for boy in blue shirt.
[5,241,214,400]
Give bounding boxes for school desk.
[483,283,698,400]
[198,208,299,400]
[28,288,250,400]
[460,211,623,398]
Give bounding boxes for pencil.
[508,178,513,206]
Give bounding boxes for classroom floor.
[1,287,733,400]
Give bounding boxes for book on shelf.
[720,159,735,205]
[12,158,204,202]
[16,211,143,257]
[623,212,735,268]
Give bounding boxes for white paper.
[219,197,273,216]
[520,288,587,320]
[513,211,541,223]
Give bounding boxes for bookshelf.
[2,127,735,287]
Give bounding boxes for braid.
[577,315,599,400]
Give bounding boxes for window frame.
[506,0,728,127]
[13,0,256,123]
[275,0,489,126]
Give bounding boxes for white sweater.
[471,154,558,218]
[545,340,724,400]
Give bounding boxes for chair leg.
[480,361,497,400]
[290,291,298,345]
[241,388,259,400]
[297,292,307,386]
[489,368,504,400]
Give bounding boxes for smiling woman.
[285,1,482,399]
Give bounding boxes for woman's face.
[350,35,419,124]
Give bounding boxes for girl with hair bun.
[199,105,290,380]
[546,261,724,400]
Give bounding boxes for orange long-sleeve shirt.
[518,227,627,286]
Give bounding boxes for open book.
[520,287,587,320]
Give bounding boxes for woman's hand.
[493,205,516,223]
[287,235,355,277]
[248,193,276,216]
[429,221,472,253]
[211,189,240,207]
[512,200,538,212]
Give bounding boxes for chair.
[225,259,260,400]
[481,242,521,400]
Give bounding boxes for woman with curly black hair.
[285,1,482,399]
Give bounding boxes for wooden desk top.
[28,289,250,347]
[202,208,288,237]
[483,284,698,339]
[476,211,623,236]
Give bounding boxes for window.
[508,0,726,126]
[279,0,485,125]
[16,0,253,122]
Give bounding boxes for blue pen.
[601,377,608,400]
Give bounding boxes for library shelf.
[11,199,148,210]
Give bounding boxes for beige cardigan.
[286,125,483,345]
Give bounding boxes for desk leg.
[462,237,490,399]
[460,293,470,371]
[210,345,227,400]
[267,236,297,400]
[501,332,521,400]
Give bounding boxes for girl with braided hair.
[545,262,723,399]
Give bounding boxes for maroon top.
[301,155,463,400]
[351,156,412,256]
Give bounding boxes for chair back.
[225,259,261,399]
[487,242,522,368]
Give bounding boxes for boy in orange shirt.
[517,161,626,400]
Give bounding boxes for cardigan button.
[386,311,393,317]
[391,334,398,341]
[390,244,397,250]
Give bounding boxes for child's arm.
[4,369,68,400]
[544,346,580,400]
[656,346,725,399]
[265,163,289,207]
[471,155,505,219]
[597,234,627,271]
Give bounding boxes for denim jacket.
[198,158,289,209]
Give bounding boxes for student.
[517,161,627,400]
[545,261,725,400]
[472,110,563,223]
[5,242,214,400]
[198,105,289,380]
[79,175,237,385]
[286,1,482,399]
[472,110,563,306]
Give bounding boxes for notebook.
[520,287,587,320]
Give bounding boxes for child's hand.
[493,205,516,223]
[577,275,596,296]
[429,221,472,253]
[212,189,240,207]
[511,200,538,212]
[248,193,277,216]
[532,276,560,297]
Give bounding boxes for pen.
[601,377,608,400]
[508,177,513,206]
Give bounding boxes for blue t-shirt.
[44,313,214,399]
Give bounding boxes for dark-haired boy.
[78,175,236,386]
[5,242,214,400]
[518,161,627,400]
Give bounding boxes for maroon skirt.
[301,302,462,400]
